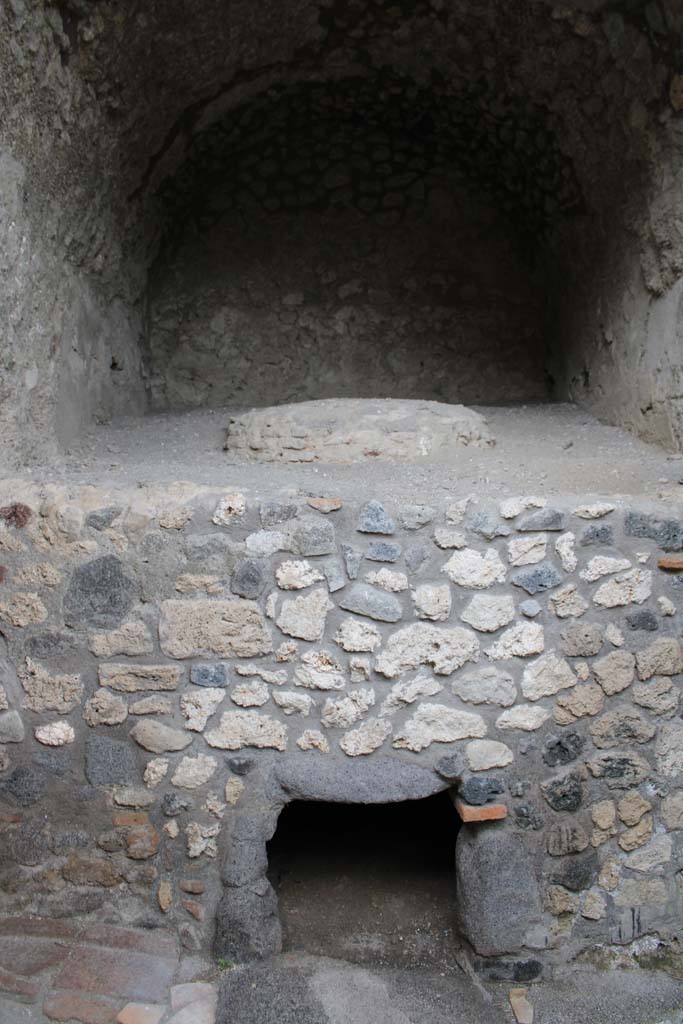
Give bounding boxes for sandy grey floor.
[17,402,683,503]
[216,953,683,1024]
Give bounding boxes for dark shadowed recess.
[266,792,461,968]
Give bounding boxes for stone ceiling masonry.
[2,1,683,459]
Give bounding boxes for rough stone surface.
[451,666,516,707]
[160,599,272,657]
[20,659,83,713]
[338,583,402,623]
[411,583,451,622]
[496,705,550,731]
[375,623,479,677]
[466,740,514,771]
[85,736,139,787]
[456,825,541,956]
[521,653,576,701]
[277,588,334,639]
[99,664,181,693]
[64,556,137,628]
[205,711,287,750]
[635,638,683,680]
[340,717,392,756]
[89,622,153,658]
[461,594,515,633]
[442,548,506,589]
[393,703,486,752]
[487,621,544,660]
[130,721,193,754]
[511,562,562,595]
[592,651,635,695]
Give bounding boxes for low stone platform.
[0,917,217,1024]
[224,398,495,462]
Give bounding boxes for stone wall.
[3,0,683,459]
[147,79,548,410]
[1,483,682,970]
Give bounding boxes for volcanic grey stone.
[399,505,436,530]
[0,766,46,806]
[626,609,659,631]
[52,829,89,853]
[275,754,446,804]
[24,632,81,658]
[0,710,24,743]
[338,583,402,622]
[5,819,50,866]
[468,511,511,540]
[33,750,70,776]
[625,511,683,551]
[162,792,192,816]
[405,543,430,574]
[191,663,228,687]
[63,555,137,628]
[456,823,542,956]
[513,804,544,831]
[85,734,138,787]
[580,523,614,546]
[474,959,543,983]
[541,770,583,812]
[551,851,598,892]
[222,812,279,887]
[260,502,298,528]
[341,545,362,580]
[231,559,266,599]
[214,881,282,962]
[322,559,345,593]
[518,508,565,532]
[435,753,465,782]
[357,501,395,535]
[293,517,335,557]
[459,776,504,806]
[186,533,243,572]
[366,541,402,563]
[226,756,256,776]
[86,507,121,531]
[511,562,563,594]
[543,732,585,767]
[520,599,542,618]
[217,958,326,1023]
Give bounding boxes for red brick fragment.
[54,947,175,1003]
[306,497,343,514]
[125,825,160,860]
[0,503,32,528]
[112,811,149,828]
[179,879,205,895]
[658,555,683,571]
[78,923,177,959]
[0,566,6,583]
[180,899,204,921]
[0,936,69,976]
[0,917,80,941]
[44,991,119,1024]
[0,968,41,1001]
[454,799,507,823]
[0,812,22,825]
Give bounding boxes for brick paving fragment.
[54,946,176,1003]
[44,991,120,1024]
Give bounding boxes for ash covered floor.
[18,402,683,504]
[216,954,683,1024]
